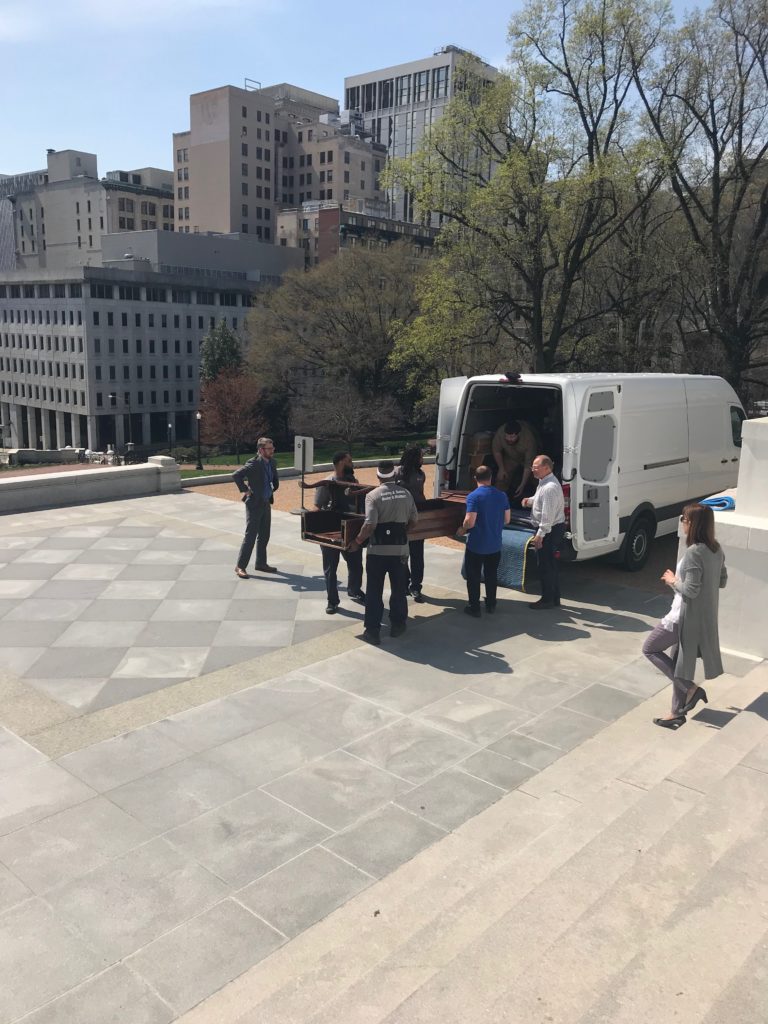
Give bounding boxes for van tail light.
[562,483,571,529]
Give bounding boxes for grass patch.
[204,435,436,470]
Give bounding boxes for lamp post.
[195,411,203,471]
[167,422,173,459]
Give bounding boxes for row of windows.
[240,105,271,124]
[89,285,250,306]
[240,130,270,153]
[95,389,194,408]
[0,284,82,299]
[345,65,450,113]
[1,357,85,380]
[93,337,197,356]
[1,333,83,353]
[2,307,83,327]
[94,363,195,382]
[0,380,86,406]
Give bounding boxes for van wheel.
[622,516,654,572]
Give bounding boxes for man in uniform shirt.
[349,460,418,645]
[311,451,366,614]
[522,454,566,609]
[491,419,539,502]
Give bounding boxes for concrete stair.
[178,663,768,1024]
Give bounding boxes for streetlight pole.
[167,422,173,459]
[195,411,203,471]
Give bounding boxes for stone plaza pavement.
[0,491,764,1023]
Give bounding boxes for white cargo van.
[436,373,745,569]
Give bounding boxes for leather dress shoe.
[255,564,278,573]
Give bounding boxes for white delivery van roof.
[462,372,740,407]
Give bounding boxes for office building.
[343,45,497,221]
[5,149,175,271]
[0,230,301,451]
[173,82,386,238]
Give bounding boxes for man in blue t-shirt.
[456,465,511,617]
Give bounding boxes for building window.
[242,183,248,195]
[242,142,248,156]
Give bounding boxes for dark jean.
[364,553,409,632]
[237,500,271,569]
[536,522,566,603]
[407,539,425,592]
[465,548,502,609]
[322,546,364,605]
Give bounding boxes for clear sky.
[0,0,700,178]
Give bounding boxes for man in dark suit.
[233,437,280,577]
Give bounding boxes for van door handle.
[578,502,600,508]
[721,459,728,463]
[731,457,739,462]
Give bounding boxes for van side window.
[730,406,745,447]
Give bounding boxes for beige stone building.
[7,150,174,271]
[173,82,386,239]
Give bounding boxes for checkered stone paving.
[0,493,356,714]
[1,489,728,1024]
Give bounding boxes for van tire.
[622,515,655,572]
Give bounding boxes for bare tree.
[291,384,403,449]
[631,0,768,398]
[200,371,266,464]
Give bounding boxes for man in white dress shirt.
[522,455,566,609]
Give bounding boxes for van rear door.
[435,376,467,495]
[573,384,622,552]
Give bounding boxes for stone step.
[176,662,768,1024]
[576,784,768,1024]
[464,756,768,1024]
[305,778,703,1024]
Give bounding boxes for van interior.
[452,381,564,491]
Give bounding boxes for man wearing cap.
[349,460,418,645]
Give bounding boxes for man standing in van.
[348,461,418,645]
[523,455,566,609]
[491,419,538,502]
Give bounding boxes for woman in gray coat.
[642,503,728,730]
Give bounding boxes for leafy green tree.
[388,0,668,383]
[246,241,423,417]
[199,320,244,385]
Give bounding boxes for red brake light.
[562,483,571,528]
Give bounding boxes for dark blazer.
[232,456,279,506]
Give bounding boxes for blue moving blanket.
[461,526,537,593]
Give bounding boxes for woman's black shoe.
[653,716,686,730]
[681,687,708,715]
